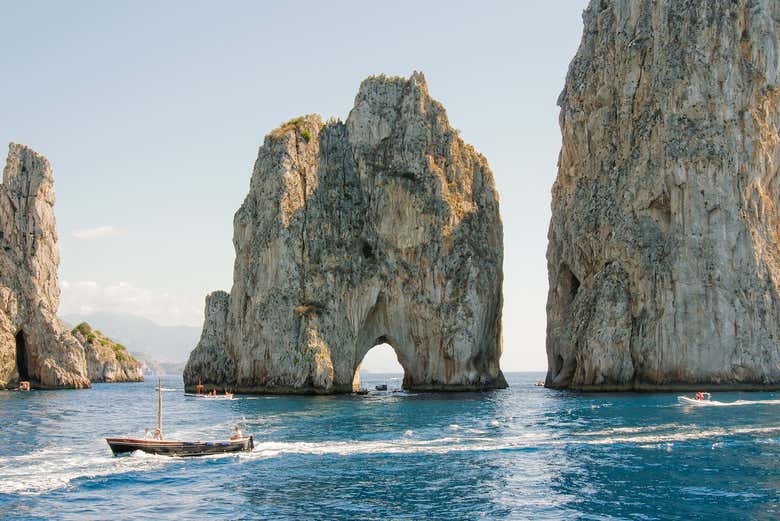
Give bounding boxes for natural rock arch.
[185,73,506,394]
[351,339,408,390]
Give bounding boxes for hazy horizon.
[3,1,590,371]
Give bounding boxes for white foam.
[582,425,780,446]
[573,423,691,437]
[0,446,170,495]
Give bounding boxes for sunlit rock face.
[185,72,506,393]
[547,0,780,390]
[0,144,89,389]
[71,322,143,383]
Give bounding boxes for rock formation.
[71,322,143,383]
[185,72,506,393]
[184,291,235,389]
[546,0,780,390]
[0,144,89,389]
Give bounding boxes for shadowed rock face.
[0,144,89,389]
[185,72,506,394]
[547,0,780,390]
[183,291,235,389]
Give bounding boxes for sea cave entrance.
[15,330,29,381]
[353,341,405,392]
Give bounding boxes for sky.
[1,0,590,371]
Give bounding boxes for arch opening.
[353,341,405,392]
[15,330,29,381]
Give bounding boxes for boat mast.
[157,377,162,438]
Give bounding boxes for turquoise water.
[1,372,779,520]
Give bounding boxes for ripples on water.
[1,373,779,520]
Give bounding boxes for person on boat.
[153,427,163,440]
[696,392,703,400]
[230,425,243,440]
[144,427,154,439]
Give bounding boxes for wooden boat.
[105,436,253,457]
[106,379,252,457]
[186,383,234,399]
[184,392,234,400]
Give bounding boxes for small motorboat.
[106,379,252,457]
[677,392,712,405]
[375,384,388,391]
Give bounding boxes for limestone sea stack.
[185,72,506,393]
[546,0,780,390]
[71,322,143,383]
[0,144,90,389]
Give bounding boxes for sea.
[1,372,779,520]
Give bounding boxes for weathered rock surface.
[547,0,780,390]
[71,322,143,383]
[183,291,235,389]
[185,72,506,393]
[0,144,89,389]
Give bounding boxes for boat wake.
[7,422,780,497]
[0,446,169,495]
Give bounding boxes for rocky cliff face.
[183,291,235,389]
[547,0,780,390]
[185,72,505,393]
[0,144,89,389]
[71,322,143,383]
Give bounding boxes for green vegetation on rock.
[71,321,136,366]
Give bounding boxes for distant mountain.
[61,312,200,363]
[131,352,186,377]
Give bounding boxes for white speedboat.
[677,392,712,405]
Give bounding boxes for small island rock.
[185,73,506,393]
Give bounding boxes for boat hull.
[677,396,712,405]
[106,436,253,457]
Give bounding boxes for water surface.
[1,373,779,520]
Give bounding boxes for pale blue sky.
[1,0,589,370]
